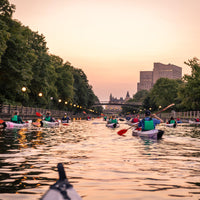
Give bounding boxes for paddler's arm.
[151,114,164,123]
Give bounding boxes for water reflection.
[0,120,199,200]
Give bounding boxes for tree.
[0,19,10,63]
[133,90,149,102]
[0,0,15,18]
[148,78,183,111]
[178,57,200,110]
[0,20,35,104]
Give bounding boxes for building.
[105,92,131,113]
[153,63,182,84]
[137,71,153,91]
[137,62,182,92]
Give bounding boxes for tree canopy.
[0,0,102,114]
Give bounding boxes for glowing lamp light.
[21,87,27,92]
[38,92,43,97]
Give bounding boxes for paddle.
[117,123,138,135]
[0,119,5,124]
[117,103,175,136]
[36,112,42,117]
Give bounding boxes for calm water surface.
[0,119,200,200]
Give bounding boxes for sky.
[9,0,200,101]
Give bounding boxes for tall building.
[137,71,153,91]
[153,63,182,84]
[137,62,182,92]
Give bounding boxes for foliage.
[0,0,102,114]
[178,57,200,110]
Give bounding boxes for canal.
[0,119,200,200]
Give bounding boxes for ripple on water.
[0,120,200,200]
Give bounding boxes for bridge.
[92,101,142,107]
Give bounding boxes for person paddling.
[168,116,177,127]
[138,110,163,131]
[11,111,24,124]
[44,111,55,122]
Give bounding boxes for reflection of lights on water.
[18,129,28,149]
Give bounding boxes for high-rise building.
[137,62,182,92]
[153,63,182,84]
[137,71,153,91]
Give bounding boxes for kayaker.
[168,116,177,127]
[131,114,140,123]
[168,117,177,124]
[44,111,55,122]
[62,113,70,123]
[138,110,163,131]
[11,111,24,124]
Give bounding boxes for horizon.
[9,0,199,101]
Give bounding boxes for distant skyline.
[10,0,200,101]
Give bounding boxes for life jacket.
[133,118,139,123]
[111,119,117,124]
[45,116,51,122]
[143,118,154,131]
[169,120,175,124]
[11,115,18,123]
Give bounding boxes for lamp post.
[49,97,53,110]
[21,87,27,106]
[38,92,43,108]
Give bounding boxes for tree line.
[122,57,200,114]
[0,0,103,114]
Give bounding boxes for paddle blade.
[36,112,42,117]
[117,129,128,136]
[0,119,4,124]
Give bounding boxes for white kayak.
[132,129,164,140]
[189,120,200,125]
[41,163,82,200]
[41,120,59,127]
[106,123,120,128]
[166,123,177,128]
[4,121,32,129]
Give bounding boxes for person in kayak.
[131,114,140,123]
[138,110,163,131]
[168,116,177,127]
[44,111,55,122]
[62,113,70,123]
[11,111,24,124]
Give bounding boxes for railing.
[0,104,94,121]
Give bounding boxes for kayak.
[32,120,59,127]
[189,120,200,125]
[3,121,32,129]
[166,123,177,128]
[41,121,59,127]
[132,128,164,140]
[41,163,82,200]
[106,123,120,128]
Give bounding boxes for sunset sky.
[10,0,200,101]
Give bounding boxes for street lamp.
[38,92,43,97]
[21,87,27,106]
[21,87,27,93]
[58,99,62,103]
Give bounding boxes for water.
[0,120,200,200]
